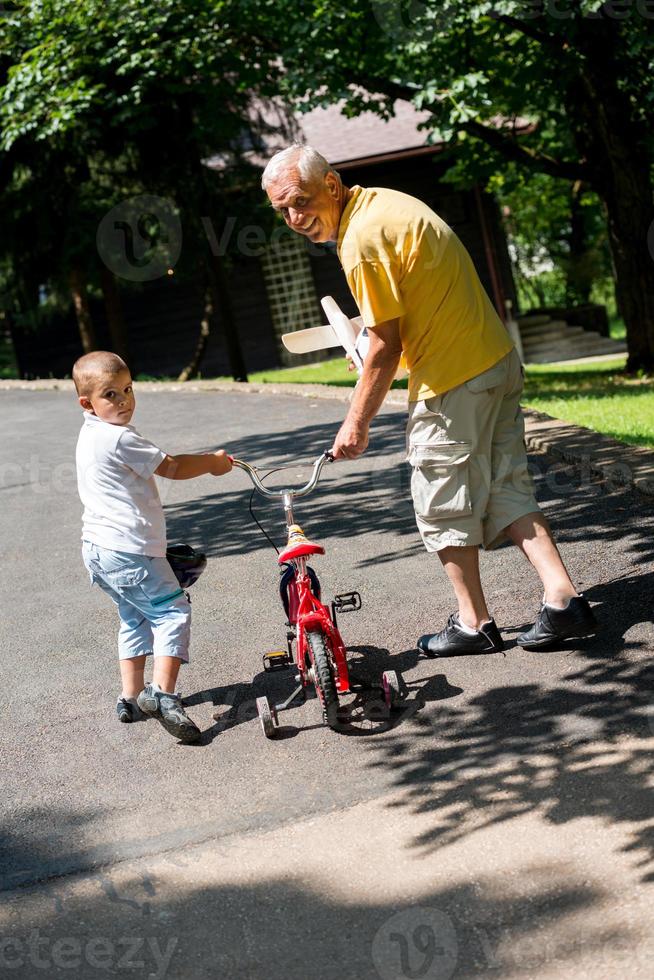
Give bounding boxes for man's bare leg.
[504,511,578,607]
[438,545,490,629]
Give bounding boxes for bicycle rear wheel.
[306,629,339,729]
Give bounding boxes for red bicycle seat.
[278,523,325,564]
[278,540,325,563]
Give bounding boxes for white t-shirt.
[76,413,167,557]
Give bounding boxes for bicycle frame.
[230,453,351,696]
[289,557,351,695]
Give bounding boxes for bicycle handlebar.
[230,452,334,499]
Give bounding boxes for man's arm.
[331,318,402,459]
[155,450,233,480]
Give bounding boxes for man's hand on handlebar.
[210,450,233,476]
[330,419,369,460]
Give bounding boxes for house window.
[261,234,324,366]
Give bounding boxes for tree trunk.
[180,136,248,382]
[568,24,654,372]
[205,251,248,382]
[0,309,21,378]
[178,284,213,382]
[68,264,96,353]
[602,175,654,373]
[565,181,593,307]
[99,263,130,365]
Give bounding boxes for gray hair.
[261,143,339,191]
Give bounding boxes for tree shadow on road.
[164,411,419,563]
[363,569,654,882]
[0,855,628,980]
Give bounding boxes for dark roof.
[296,100,435,168]
[205,98,530,173]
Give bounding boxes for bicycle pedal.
[263,651,292,672]
[333,591,362,613]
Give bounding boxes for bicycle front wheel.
[306,629,339,729]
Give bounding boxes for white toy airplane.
[281,296,407,380]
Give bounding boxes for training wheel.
[382,670,402,710]
[256,696,278,739]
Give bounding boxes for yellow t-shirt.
[337,186,513,401]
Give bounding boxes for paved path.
[1,387,653,979]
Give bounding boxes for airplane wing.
[280,324,342,354]
[281,295,407,381]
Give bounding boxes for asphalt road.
[1,387,653,979]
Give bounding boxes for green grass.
[523,357,654,448]
[247,358,385,387]
[245,354,654,450]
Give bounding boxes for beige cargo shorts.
[406,348,539,552]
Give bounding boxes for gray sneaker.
[137,684,201,743]
[116,697,146,723]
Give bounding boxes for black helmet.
[166,544,207,589]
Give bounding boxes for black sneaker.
[417,614,504,657]
[137,684,201,743]
[116,697,146,723]
[517,595,597,650]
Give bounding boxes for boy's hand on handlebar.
[331,419,369,460]
[210,450,233,476]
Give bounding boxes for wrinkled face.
[266,167,344,243]
[81,369,135,425]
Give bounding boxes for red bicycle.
[230,452,402,737]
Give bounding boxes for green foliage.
[487,165,614,311]
[0,330,18,378]
[272,0,653,364]
[0,0,288,355]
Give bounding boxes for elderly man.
[261,144,597,654]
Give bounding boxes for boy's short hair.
[72,351,129,397]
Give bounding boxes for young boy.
[73,350,232,743]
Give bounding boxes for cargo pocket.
[136,567,186,609]
[409,442,473,520]
[465,357,508,394]
[97,564,148,590]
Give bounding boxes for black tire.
[306,630,340,729]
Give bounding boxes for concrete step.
[527,350,625,364]
[525,341,624,359]
[516,313,552,328]
[519,318,569,336]
[521,326,586,348]
[525,339,627,363]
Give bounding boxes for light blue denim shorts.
[82,541,191,662]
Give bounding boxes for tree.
[274,0,654,372]
[0,0,287,379]
[484,166,613,309]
